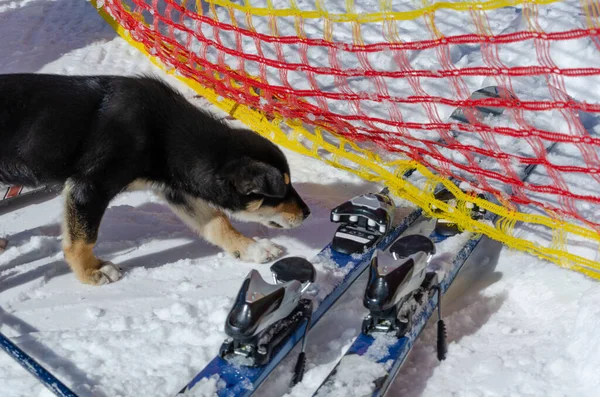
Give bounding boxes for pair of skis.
[176,189,424,397]
[177,85,544,397]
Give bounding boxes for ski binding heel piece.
[330,190,396,255]
[431,188,487,238]
[362,234,436,337]
[219,257,315,368]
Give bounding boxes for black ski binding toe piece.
[270,256,316,286]
[362,234,436,337]
[389,234,436,260]
[330,188,396,255]
[219,257,316,369]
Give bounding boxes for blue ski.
[310,85,560,397]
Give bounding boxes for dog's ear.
[226,157,287,198]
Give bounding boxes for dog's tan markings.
[276,200,305,225]
[62,185,100,284]
[203,213,254,257]
[62,181,118,285]
[63,240,104,284]
[0,238,7,253]
[251,200,302,218]
[165,194,254,258]
[246,199,264,212]
[276,200,301,214]
[284,173,290,185]
[164,192,282,262]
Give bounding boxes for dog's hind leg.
[62,180,122,285]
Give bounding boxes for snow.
[1,0,600,396]
[313,354,389,397]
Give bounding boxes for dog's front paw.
[87,262,122,285]
[240,239,283,263]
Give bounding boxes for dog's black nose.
[302,205,311,220]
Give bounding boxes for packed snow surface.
[1,0,600,396]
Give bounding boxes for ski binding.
[330,189,396,255]
[362,234,437,336]
[219,257,316,369]
[361,233,449,360]
[431,187,487,237]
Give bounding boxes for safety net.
[92,0,600,278]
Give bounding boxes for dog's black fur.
[0,73,310,285]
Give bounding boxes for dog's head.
[221,138,310,229]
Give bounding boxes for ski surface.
[311,85,559,397]
[176,203,424,397]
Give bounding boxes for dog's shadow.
[0,201,227,294]
[0,180,379,293]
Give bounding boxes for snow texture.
[0,0,599,396]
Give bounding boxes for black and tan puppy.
[0,73,310,286]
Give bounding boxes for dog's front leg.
[62,181,122,285]
[203,213,283,263]
[166,195,282,263]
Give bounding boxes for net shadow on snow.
[0,0,116,74]
[0,307,110,397]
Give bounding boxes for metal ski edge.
[175,205,425,397]
[0,331,78,397]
